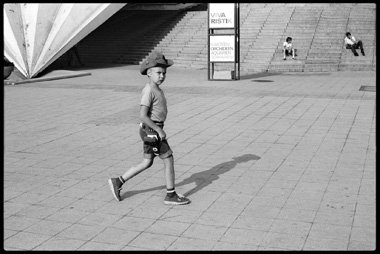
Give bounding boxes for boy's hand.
[157,128,166,140]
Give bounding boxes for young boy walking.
[108,52,190,205]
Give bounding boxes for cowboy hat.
[140,51,174,75]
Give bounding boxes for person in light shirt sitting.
[283,37,297,60]
[344,32,365,56]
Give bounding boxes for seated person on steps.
[283,36,297,60]
[344,32,365,56]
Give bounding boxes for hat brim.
[140,59,174,75]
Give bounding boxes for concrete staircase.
[77,10,185,66]
[338,6,376,71]
[303,5,351,72]
[151,10,208,69]
[269,3,376,72]
[239,3,269,66]
[268,6,323,72]
[240,4,295,73]
[73,4,375,73]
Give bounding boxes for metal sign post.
[208,3,240,81]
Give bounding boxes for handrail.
[338,6,352,70]
[268,6,296,67]
[242,5,273,63]
[304,6,324,70]
[371,8,376,69]
[239,4,253,63]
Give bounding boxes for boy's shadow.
[120,154,260,200]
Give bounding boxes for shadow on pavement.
[240,72,281,80]
[121,154,260,200]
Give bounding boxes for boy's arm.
[140,105,166,140]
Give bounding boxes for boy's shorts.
[139,122,173,159]
[285,48,297,56]
[285,49,293,55]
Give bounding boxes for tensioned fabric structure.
[3,3,126,79]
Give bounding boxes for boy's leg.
[291,49,295,59]
[162,155,190,205]
[348,44,359,56]
[122,158,154,181]
[108,158,153,201]
[162,155,175,190]
[357,40,365,55]
[283,49,286,60]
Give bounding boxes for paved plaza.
[3,65,376,250]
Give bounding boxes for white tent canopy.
[4,3,125,78]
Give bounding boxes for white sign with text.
[209,3,235,28]
[210,35,235,62]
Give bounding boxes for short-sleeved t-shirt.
[140,83,168,122]
[344,36,356,46]
[283,41,293,50]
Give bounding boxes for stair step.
[71,4,375,72]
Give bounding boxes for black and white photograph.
[3,2,376,251]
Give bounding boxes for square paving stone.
[195,210,238,227]
[146,220,191,236]
[4,231,52,250]
[112,216,155,232]
[33,236,86,250]
[220,228,267,246]
[276,208,316,222]
[9,192,52,205]
[77,212,122,226]
[3,229,19,240]
[182,224,228,241]
[78,241,124,250]
[45,208,90,223]
[3,202,30,217]
[167,237,216,250]
[159,207,203,223]
[212,241,259,250]
[308,223,351,241]
[242,205,282,219]
[259,232,306,250]
[24,219,72,236]
[91,227,140,245]
[16,204,60,219]
[353,214,376,229]
[348,240,376,251]
[231,215,274,232]
[4,215,42,231]
[269,219,312,237]
[128,232,178,250]
[37,196,78,208]
[303,236,348,250]
[128,203,171,219]
[349,226,376,243]
[66,199,108,213]
[56,224,106,241]
[314,210,354,226]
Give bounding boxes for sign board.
[209,35,235,62]
[208,3,239,80]
[209,3,235,29]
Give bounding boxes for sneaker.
[164,192,190,205]
[108,177,123,201]
[283,58,287,61]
